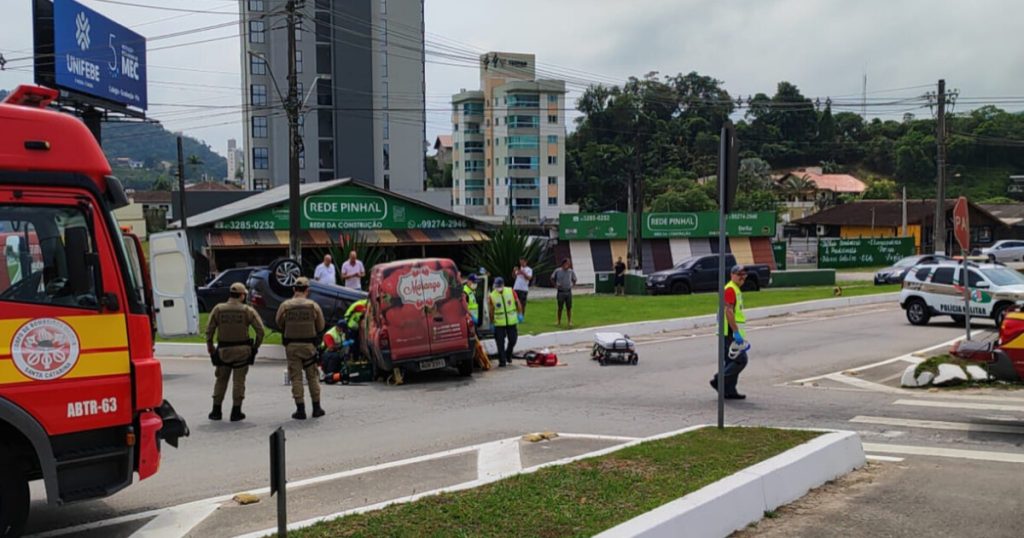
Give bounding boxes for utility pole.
[177,136,187,233]
[902,186,908,238]
[286,0,302,264]
[933,79,947,255]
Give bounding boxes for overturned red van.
[362,259,474,381]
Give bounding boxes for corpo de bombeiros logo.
[75,12,91,51]
[11,318,81,381]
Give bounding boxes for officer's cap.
[336,318,347,327]
[731,264,747,275]
[230,282,247,295]
[294,276,310,288]
[467,273,477,282]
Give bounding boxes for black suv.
[645,254,771,295]
[197,266,261,312]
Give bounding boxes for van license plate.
[419,359,446,371]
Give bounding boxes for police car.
[899,260,1024,326]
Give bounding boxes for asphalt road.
[24,304,1024,536]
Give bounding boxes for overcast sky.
[2,0,1022,158]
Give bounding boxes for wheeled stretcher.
[591,332,639,366]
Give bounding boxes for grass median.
[156,284,898,344]
[286,427,819,538]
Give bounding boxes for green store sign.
[213,185,468,231]
[818,237,915,269]
[559,213,629,240]
[642,212,776,238]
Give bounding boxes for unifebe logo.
[75,11,91,51]
[11,318,81,381]
[397,268,448,308]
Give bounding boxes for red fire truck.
[0,86,195,536]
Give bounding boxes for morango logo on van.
[397,268,448,308]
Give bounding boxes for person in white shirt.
[341,250,365,290]
[313,254,337,286]
[513,258,533,314]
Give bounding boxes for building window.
[465,179,484,189]
[315,11,331,42]
[318,109,333,137]
[253,147,269,169]
[319,140,334,169]
[548,197,558,205]
[383,143,390,171]
[464,160,484,172]
[548,176,557,185]
[380,51,388,77]
[316,44,331,74]
[507,135,539,149]
[383,113,390,140]
[250,55,267,75]
[380,0,387,13]
[465,122,480,134]
[548,94,558,103]
[295,27,302,41]
[296,83,304,104]
[453,123,459,131]
[250,84,268,106]
[462,102,483,115]
[507,115,539,129]
[384,174,390,190]
[547,135,558,144]
[317,79,332,106]
[464,141,483,153]
[548,114,558,124]
[548,155,558,165]
[248,0,264,11]
[454,142,459,150]
[249,21,265,43]
[295,50,303,73]
[382,80,389,105]
[299,148,305,169]
[486,139,490,147]
[455,179,459,186]
[509,156,538,169]
[251,116,268,138]
[507,94,540,108]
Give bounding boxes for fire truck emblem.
[11,318,81,381]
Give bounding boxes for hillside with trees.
[567,73,1024,212]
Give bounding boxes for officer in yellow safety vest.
[463,274,479,326]
[343,298,367,357]
[710,265,749,400]
[488,276,523,368]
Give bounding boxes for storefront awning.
[206,228,489,249]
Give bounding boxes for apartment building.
[450,52,574,223]
[226,138,244,181]
[239,0,426,199]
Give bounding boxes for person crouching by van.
[489,277,523,367]
[321,318,353,384]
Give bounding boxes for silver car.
[981,240,1024,262]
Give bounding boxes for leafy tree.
[978,196,1017,204]
[777,174,817,201]
[894,131,935,183]
[650,186,716,212]
[465,223,550,285]
[152,176,172,191]
[863,178,898,200]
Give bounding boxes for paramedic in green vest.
[488,277,523,368]
[343,298,368,356]
[320,318,353,384]
[710,265,749,400]
[463,274,480,326]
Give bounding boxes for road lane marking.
[893,399,1024,413]
[862,443,1024,463]
[825,373,906,394]
[865,455,905,462]
[132,500,219,538]
[851,415,1024,435]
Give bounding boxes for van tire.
[0,446,29,538]
[457,359,473,377]
[905,298,931,326]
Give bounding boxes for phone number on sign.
[410,219,465,229]
[215,221,277,230]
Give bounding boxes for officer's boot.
[209,403,222,421]
[312,401,325,418]
[292,402,307,420]
[230,405,246,422]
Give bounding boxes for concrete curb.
[594,429,866,538]
[156,292,897,360]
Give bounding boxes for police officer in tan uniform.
[275,277,326,419]
[206,282,265,422]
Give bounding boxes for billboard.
[559,213,628,240]
[49,0,147,110]
[642,211,777,238]
[817,237,915,269]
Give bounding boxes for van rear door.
[426,260,469,356]
[149,231,199,337]
[378,262,431,360]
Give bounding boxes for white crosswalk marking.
[862,443,1024,463]
[893,399,1024,413]
[851,415,1024,435]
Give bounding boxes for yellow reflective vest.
[490,288,518,327]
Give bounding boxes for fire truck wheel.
[0,446,29,538]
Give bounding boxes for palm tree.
[777,174,816,202]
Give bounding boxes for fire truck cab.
[0,86,194,536]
